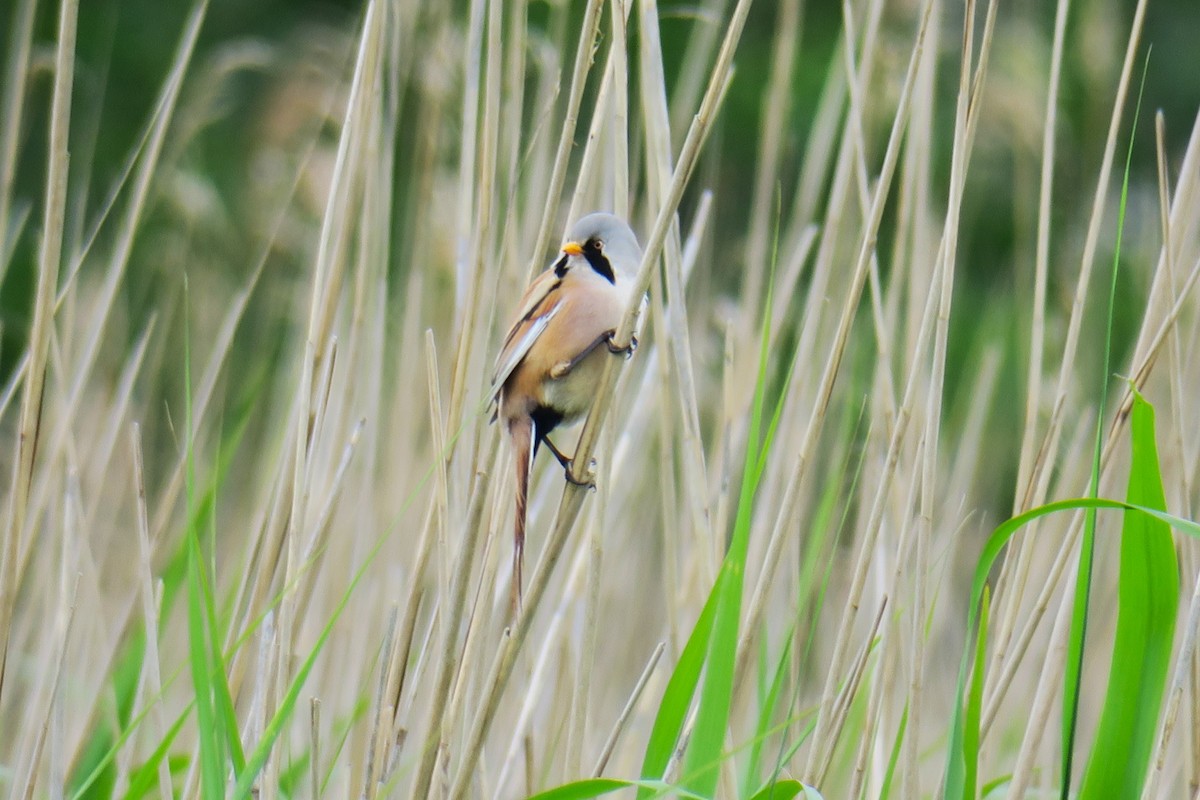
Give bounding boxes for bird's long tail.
[510,416,533,617]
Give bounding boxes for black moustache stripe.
[583,249,616,284]
[553,254,570,277]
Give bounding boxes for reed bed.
[2,0,1199,798]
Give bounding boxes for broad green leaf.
[1078,390,1178,799]
[636,587,719,795]
[526,777,709,800]
[747,778,808,800]
[943,495,1200,800]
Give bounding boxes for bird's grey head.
[558,212,641,284]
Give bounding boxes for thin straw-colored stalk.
[363,604,399,794]
[524,0,605,281]
[446,0,504,455]
[1007,556,1080,799]
[725,0,935,772]
[1020,0,1149,511]
[1154,112,1193,515]
[906,0,996,793]
[593,641,666,777]
[841,0,896,418]
[451,0,486,323]
[566,447,610,776]
[638,0,714,566]
[812,598,888,786]
[990,0,1073,692]
[0,0,36,285]
[310,698,322,800]
[492,550,589,794]
[0,0,79,704]
[279,0,382,739]
[15,467,81,800]
[1012,0,1071,507]
[565,0,636,224]
[410,451,495,798]
[740,0,801,318]
[666,0,725,142]
[80,319,156,526]
[610,0,630,219]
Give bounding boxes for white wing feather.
[489,301,561,404]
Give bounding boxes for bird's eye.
[590,239,604,252]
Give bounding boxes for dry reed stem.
[593,640,665,777]
[1022,0,1149,516]
[0,0,79,707]
[638,0,714,563]
[410,447,495,798]
[309,697,321,800]
[0,0,36,285]
[813,597,887,786]
[740,0,801,319]
[905,0,996,792]
[524,0,605,283]
[997,0,1070,665]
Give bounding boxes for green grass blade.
[1077,390,1178,798]
[1061,494,1096,799]
[963,586,990,799]
[680,561,741,795]
[187,501,225,798]
[201,448,246,774]
[120,710,188,800]
[742,625,795,796]
[67,631,146,799]
[636,587,719,795]
[183,283,227,800]
[877,703,907,800]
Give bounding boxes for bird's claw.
[607,333,637,359]
[564,458,598,491]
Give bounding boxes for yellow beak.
[562,241,583,256]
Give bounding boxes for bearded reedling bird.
[491,212,641,613]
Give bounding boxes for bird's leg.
[549,330,638,379]
[541,435,596,489]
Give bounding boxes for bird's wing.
[489,270,563,404]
